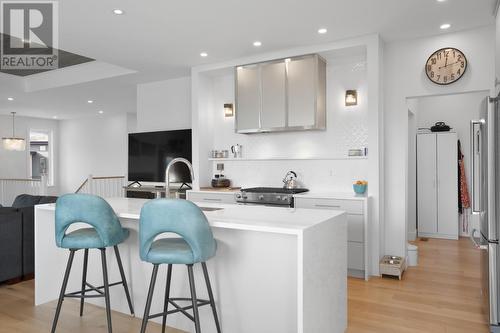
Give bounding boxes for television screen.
[128,129,192,183]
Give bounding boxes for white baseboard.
[417,232,459,240]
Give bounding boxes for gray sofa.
[0,194,58,283]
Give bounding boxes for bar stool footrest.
[64,281,126,299]
[147,298,211,322]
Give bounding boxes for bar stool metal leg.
[79,249,89,316]
[187,264,201,333]
[51,249,76,333]
[113,245,135,315]
[141,264,159,333]
[162,264,173,333]
[100,249,113,333]
[201,262,221,333]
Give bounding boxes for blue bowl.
[353,184,367,194]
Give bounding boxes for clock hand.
[438,61,461,69]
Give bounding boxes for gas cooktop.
[241,187,309,194]
[236,187,309,207]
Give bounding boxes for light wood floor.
[0,238,489,333]
[347,237,489,333]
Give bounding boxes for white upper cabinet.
[235,65,261,132]
[287,56,316,128]
[261,61,286,129]
[235,54,326,133]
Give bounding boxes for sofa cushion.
[0,207,18,214]
[38,196,58,204]
[0,209,23,282]
[12,194,42,208]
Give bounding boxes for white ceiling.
[0,0,496,119]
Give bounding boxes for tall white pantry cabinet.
[417,132,459,240]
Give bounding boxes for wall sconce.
[345,90,358,107]
[224,103,234,117]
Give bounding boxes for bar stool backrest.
[55,193,123,248]
[139,199,216,263]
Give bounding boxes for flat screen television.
[128,129,192,184]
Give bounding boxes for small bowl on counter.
[353,181,367,195]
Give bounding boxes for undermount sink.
[199,207,224,212]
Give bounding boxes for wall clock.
[425,48,467,85]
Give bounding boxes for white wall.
[384,25,495,256]
[205,55,369,191]
[406,101,418,241]
[0,115,59,192]
[58,113,135,194]
[136,77,191,132]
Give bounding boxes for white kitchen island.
[35,198,347,333]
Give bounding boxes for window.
[29,130,53,186]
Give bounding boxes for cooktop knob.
[258,195,264,200]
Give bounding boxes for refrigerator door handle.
[470,228,488,250]
[470,120,484,214]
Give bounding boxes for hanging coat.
[458,140,470,213]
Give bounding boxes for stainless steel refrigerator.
[470,95,500,332]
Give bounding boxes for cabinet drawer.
[348,241,364,271]
[187,192,236,204]
[347,215,364,243]
[294,197,363,214]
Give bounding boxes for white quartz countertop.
[37,197,345,235]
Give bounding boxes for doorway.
[29,130,53,186]
[406,90,489,240]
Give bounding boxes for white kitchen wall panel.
[206,57,368,190]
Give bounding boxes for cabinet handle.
[203,198,222,202]
[315,204,341,209]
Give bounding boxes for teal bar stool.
[139,199,221,333]
[51,194,134,333]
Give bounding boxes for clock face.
[425,48,467,85]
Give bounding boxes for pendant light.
[2,112,25,151]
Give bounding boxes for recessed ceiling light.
[200,52,208,57]
[253,41,262,47]
[436,0,447,2]
[98,110,104,114]
[87,100,93,104]
[52,116,58,119]
[318,28,328,34]
[440,23,451,30]
[7,97,14,101]
[113,9,124,15]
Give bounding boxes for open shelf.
[208,156,368,161]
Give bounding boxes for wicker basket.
[379,255,405,280]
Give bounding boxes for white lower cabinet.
[186,191,236,204]
[294,196,368,280]
[347,242,364,271]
